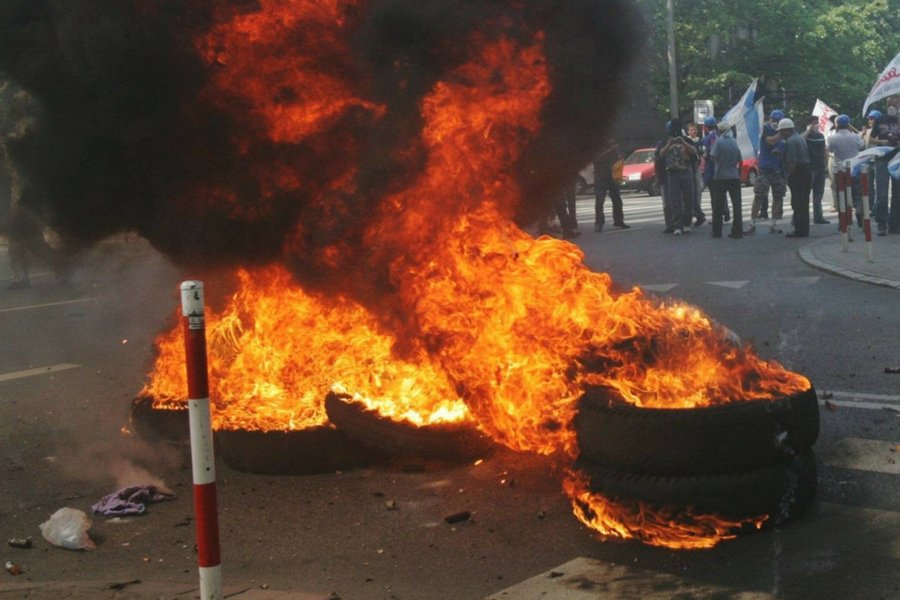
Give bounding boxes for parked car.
[740,157,758,187]
[620,148,659,196]
[575,163,594,194]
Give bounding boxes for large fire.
[139,0,809,549]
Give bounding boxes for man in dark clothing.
[657,118,697,236]
[778,118,812,238]
[593,143,629,232]
[803,116,829,224]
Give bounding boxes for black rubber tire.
[216,426,384,475]
[325,393,495,462]
[573,449,817,524]
[130,395,190,444]
[574,385,819,475]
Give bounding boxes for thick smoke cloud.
[0,0,640,289]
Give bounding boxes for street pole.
[666,0,678,117]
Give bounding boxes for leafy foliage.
[634,0,898,122]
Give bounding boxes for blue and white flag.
[721,79,764,160]
[847,146,895,177]
[888,151,900,180]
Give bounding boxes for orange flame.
[142,3,809,548]
[563,469,767,550]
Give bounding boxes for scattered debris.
[385,500,397,511]
[92,485,175,517]
[548,571,564,578]
[444,510,472,524]
[884,367,900,374]
[7,538,31,549]
[537,510,546,520]
[824,400,837,412]
[108,580,141,591]
[4,561,22,576]
[40,507,96,550]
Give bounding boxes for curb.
[798,238,900,290]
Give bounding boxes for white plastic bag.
[39,508,96,550]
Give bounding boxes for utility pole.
[666,0,678,117]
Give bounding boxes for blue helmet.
[836,114,850,127]
[770,109,784,121]
[867,110,882,120]
[703,116,717,127]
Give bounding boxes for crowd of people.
[549,97,899,241]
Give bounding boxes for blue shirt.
[758,123,784,172]
[710,134,742,180]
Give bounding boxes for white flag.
[862,51,900,117]
[812,99,837,135]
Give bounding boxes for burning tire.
[573,449,817,524]
[324,393,495,462]
[129,395,190,444]
[216,426,383,475]
[574,386,819,475]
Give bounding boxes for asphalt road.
[0,191,898,600]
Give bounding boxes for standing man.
[778,118,812,238]
[700,116,729,223]
[867,108,900,235]
[657,118,698,236]
[593,142,629,232]
[747,109,787,234]
[686,122,706,227]
[803,116,830,225]
[827,114,864,230]
[709,122,743,238]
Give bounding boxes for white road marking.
[824,390,900,403]
[486,556,775,599]
[0,364,82,383]
[0,298,95,313]
[640,283,678,292]
[706,280,750,289]
[819,399,900,412]
[820,438,900,475]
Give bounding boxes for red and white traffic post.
[837,166,849,251]
[181,280,223,600]
[860,169,873,262]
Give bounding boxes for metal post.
[844,161,854,244]
[861,170,873,262]
[666,0,678,116]
[837,169,848,252]
[181,281,223,600]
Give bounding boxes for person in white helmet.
[778,118,811,237]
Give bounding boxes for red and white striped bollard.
[861,170,873,262]
[181,281,223,600]
[836,168,849,251]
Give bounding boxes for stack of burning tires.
[572,384,820,535]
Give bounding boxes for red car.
[618,148,758,196]
[620,148,659,196]
[740,157,758,187]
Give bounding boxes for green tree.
[633,0,899,122]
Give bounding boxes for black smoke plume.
[0,0,641,297]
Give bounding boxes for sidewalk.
[798,229,900,290]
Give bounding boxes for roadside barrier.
[181,280,223,600]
